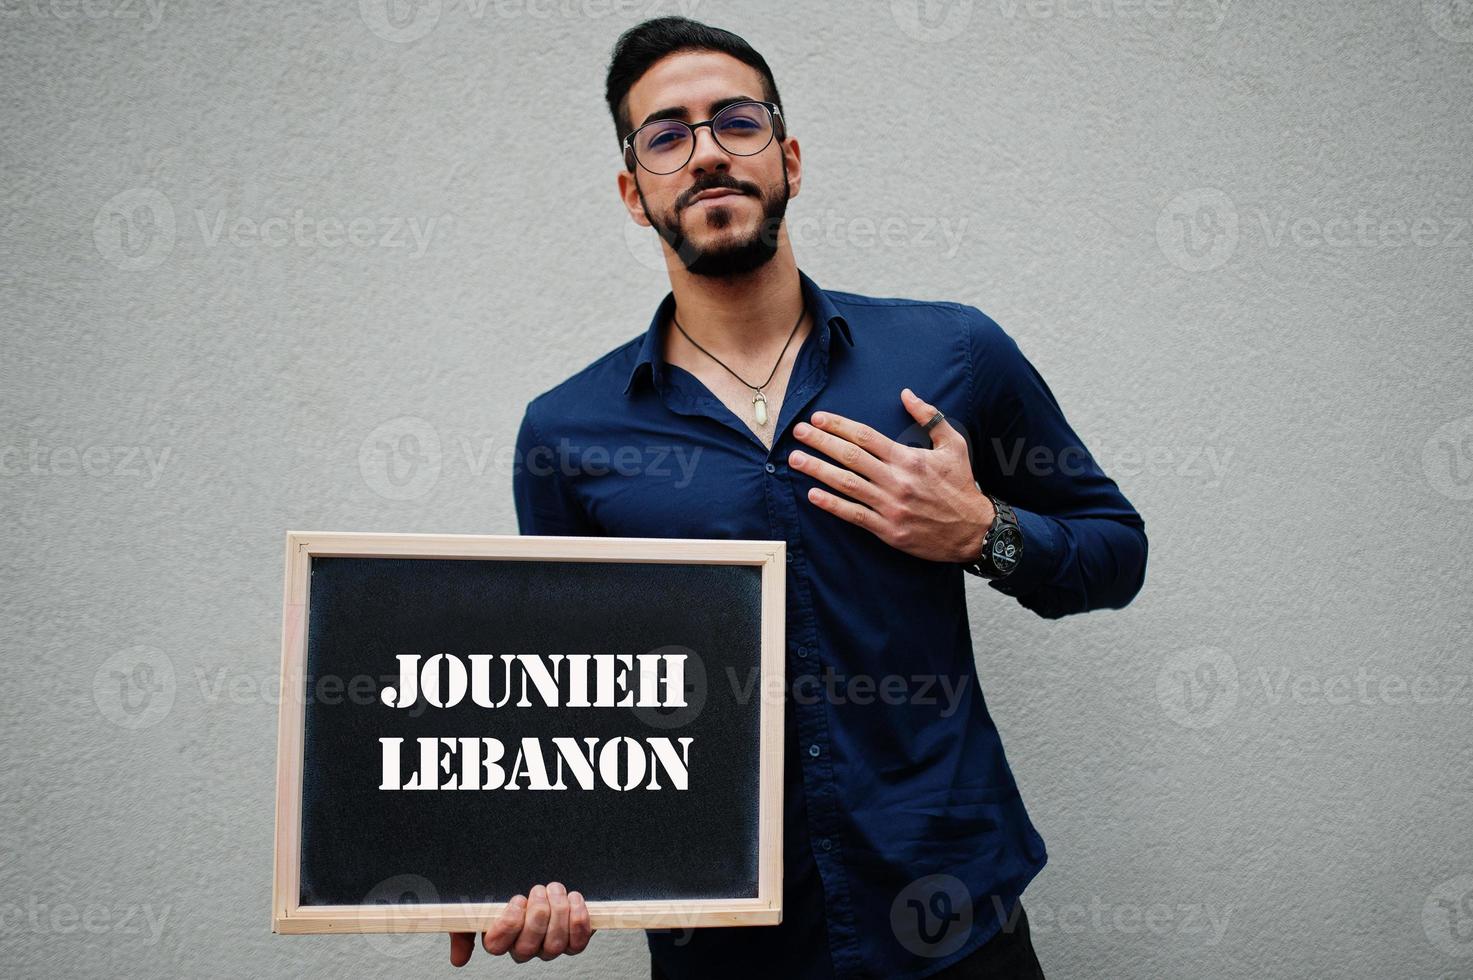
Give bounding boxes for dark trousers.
[650,901,1045,979]
[926,901,1045,979]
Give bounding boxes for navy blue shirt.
[512,268,1147,978]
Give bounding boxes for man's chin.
[680,238,780,278]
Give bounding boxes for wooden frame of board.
[272,530,786,935]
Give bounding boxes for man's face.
[617,50,801,278]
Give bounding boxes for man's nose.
[687,124,732,175]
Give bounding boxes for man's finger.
[540,881,571,960]
[483,894,527,956]
[792,419,888,484]
[450,931,476,967]
[789,447,887,510]
[567,890,595,954]
[806,486,886,538]
[805,410,897,464]
[901,388,962,449]
[513,884,551,963]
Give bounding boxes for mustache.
[678,177,761,210]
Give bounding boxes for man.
[449,16,1147,979]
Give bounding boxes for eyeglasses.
[623,100,784,175]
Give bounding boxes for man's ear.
[616,169,651,228]
[783,135,803,200]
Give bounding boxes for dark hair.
[604,16,784,158]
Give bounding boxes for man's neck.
[662,254,807,367]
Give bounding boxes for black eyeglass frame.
[622,100,786,174]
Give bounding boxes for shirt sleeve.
[512,402,600,536]
[959,305,1148,619]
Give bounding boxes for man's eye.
[647,130,687,150]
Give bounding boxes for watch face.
[990,527,1021,573]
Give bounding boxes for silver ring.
[922,410,945,432]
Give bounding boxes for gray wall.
[3,1,1470,977]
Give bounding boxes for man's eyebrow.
[638,95,760,128]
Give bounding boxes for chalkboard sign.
[271,531,785,935]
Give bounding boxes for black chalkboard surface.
[272,532,785,935]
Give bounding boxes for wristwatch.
[963,490,1023,579]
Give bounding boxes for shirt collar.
[623,267,854,396]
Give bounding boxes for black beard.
[638,171,790,279]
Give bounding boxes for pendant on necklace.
[752,389,769,426]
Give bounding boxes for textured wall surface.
[3,1,1471,977]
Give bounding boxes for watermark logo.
[361,874,442,958]
[1422,415,1473,501]
[1423,873,1473,958]
[0,876,171,944]
[1157,188,1239,272]
[1424,0,1473,42]
[94,188,176,272]
[0,0,168,28]
[359,416,443,501]
[1013,894,1232,944]
[891,0,975,42]
[93,645,176,729]
[1156,646,1238,729]
[891,873,973,958]
[631,645,707,731]
[992,0,1233,29]
[359,0,442,43]
[360,0,705,44]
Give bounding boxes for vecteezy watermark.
[992,0,1232,28]
[1158,647,1473,729]
[0,0,168,28]
[356,414,707,502]
[192,208,442,257]
[630,645,707,731]
[890,0,975,43]
[991,894,1233,946]
[358,0,703,44]
[1159,187,1473,272]
[1156,188,1240,273]
[727,665,972,718]
[1424,873,1473,958]
[0,440,172,486]
[0,893,171,945]
[358,416,444,501]
[359,874,442,959]
[786,210,970,260]
[194,652,707,730]
[93,646,176,730]
[93,188,176,272]
[982,436,1233,489]
[1423,0,1473,43]
[891,0,1232,43]
[1422,414,1473,502]
[92,188,448,270]
[891,874,974,958]
[1247,208,1473,250]
[620,205,971,275]
[1156,646,1239,729]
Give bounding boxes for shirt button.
[808,743,820,757]
[785,552,793,563]
[819,837,833,851]
[764,462,776,474]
